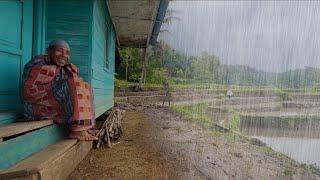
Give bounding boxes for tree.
[191,51,220,82]
[139,48,148,87]
[117,48,141,82]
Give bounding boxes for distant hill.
[216,65,320,88]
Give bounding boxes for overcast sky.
[159,1,320,72]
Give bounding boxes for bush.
[171,78,189,84]
[146,68,169,85]
[128,73,140,82]
[228,113,240,130]
[115,79,129,90]
[273,88,293,101]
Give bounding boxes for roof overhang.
[108,0,169,48]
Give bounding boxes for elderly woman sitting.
[22,39,97,141]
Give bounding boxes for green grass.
[228,113,241,131]
[170,103,212,127]
[115,79,163,91]
[115,79,130,89]
[116,79,320,96]
[171,103,246,134]
[272,87,293,101]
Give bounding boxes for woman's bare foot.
[69,131,98,141]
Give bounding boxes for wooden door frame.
[20,0,34,68]
[17,0,34,109]
[32,0,46,56]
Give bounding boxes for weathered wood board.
[0,125,68,169]
[0,120,53,139]
[0,140,92,180]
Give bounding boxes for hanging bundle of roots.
[94,108,124,148]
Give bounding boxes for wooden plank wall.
[45,0,115,117]
[91,0,115,117]
[45,0,92,82]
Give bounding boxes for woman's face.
[49,46,70,66]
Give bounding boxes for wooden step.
[0,125,68,169]
[0,139,92,180]
[0,120,54,140]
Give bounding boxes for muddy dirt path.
[68,110,170,180]
[68,105,319,180]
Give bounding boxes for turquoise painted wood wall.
[33,0,46,56]
[91,0,115,117]
[0,0,116,169]
[0,0,116,124]
[0,0,33,112]
[45,0,92,82]
[45,0,116,117]
[0,1,69,170]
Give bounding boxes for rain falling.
[156,0,320,174]
[4,0,320,179]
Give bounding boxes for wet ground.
[68,109,169,180]
[68,104,319,180]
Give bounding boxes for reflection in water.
[253,136,320,167]
[240,118,320,168]
[240,117,320,138]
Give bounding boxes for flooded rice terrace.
[204,90,320,169]
[240,110,320,168]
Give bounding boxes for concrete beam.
[108,0,161,47]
